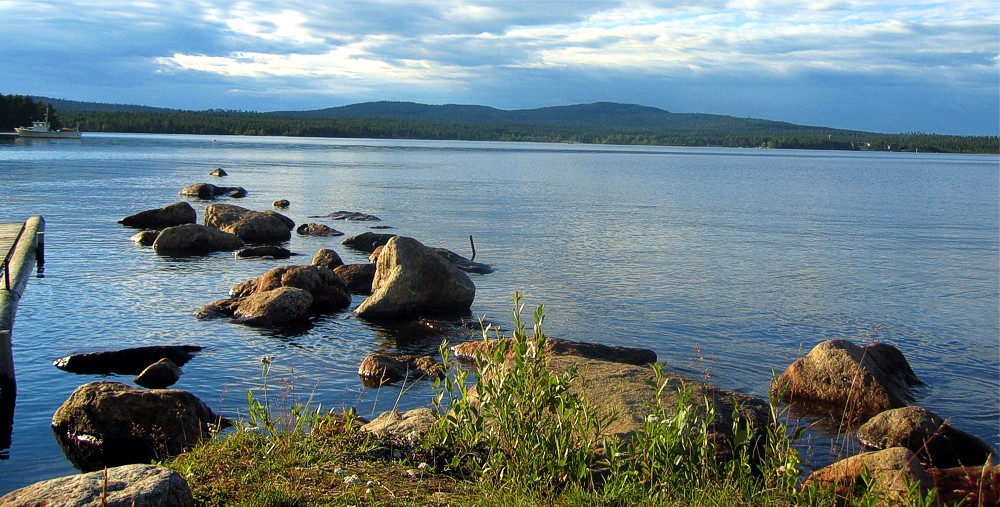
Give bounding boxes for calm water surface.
[0,134,997,492]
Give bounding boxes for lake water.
[0,133,996,492]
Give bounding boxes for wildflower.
[645,414,662,424]
[344,474,362,486]
[260,355,274,365]
[417,462,429,470]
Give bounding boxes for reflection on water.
[0,134,996,492]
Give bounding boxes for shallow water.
[0,134,996,491]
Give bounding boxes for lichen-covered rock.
[233,286,314,326]
[355,236,475,319]
[152,224,244,255]
[230,265,350,312]
[361,408,437,441]
[802,447,932,503]
[204,203,291,243]
[296,223,343,237]
[51,382,225,471]
[858,406,995,467]
[0,464,194,507]
[771,340,920,423]
[119,202,196,229]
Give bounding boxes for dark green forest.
[3,94,997,154]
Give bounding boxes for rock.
[928,465,999,507]
[802,447,932,503]
[178,182,246,199]
[431,247,494,274]
[194,298,240,320]
[771,340,920,423]
[370,225,393,230]
[311,248,344,270]
[342,231,396,253]
[134,358,182,389]
[53,345,203,375]
[119,202,197,229]
[0,464,194,507]
[235,245,293,259]
[130,230,159,246]
[51,381,225,471]
[857,406,995,468]
[361,408,437,441]
[296,223,344,237]
[230,265,351,312]
[452,337,656,366]
[355,236,475,319]
[233,286,314,326]
[272,199,290,208]
[209,167,227,176]
[204,203,291,244]
[357,352,443,387]
[311,210,382,222]
[334,263,376,295]
[262,209,295,230]
[152,224,244,255]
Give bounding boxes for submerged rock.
[209,167,227,176]
[179,182,246,199]
[235,245,293,259]
[272,199,290,208]
[311,210,382,222]
[342,232,396,253]
[296,223,343,237]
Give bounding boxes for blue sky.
[1,1,997,135]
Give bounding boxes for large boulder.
[230,265,350,312]
[334,263,376,295]
[232,286,314,326]
[311,248,345,270]
[53,345,203,375]
[355,236,475,319]
[51,382,225,471]
[119,202,196,229]
[802,447,932,503]
[771,340,920,423]
[179,182,246,199]
[152,224,244,255]
[0,464,193,507]
[204,203,292,244]
[857,406,995,468]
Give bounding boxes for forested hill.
[13,95,999,154]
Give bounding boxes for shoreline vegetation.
[3,94,998,154]
[157,299,958,506]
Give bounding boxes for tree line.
[3,94,996,153]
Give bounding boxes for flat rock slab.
[0,464,193,507]
[53,345,203,375]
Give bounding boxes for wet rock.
[311,248,344,270]
[51,381,225,471]
[358,352,443,387]
[311,210,382,222]
[857,406,995,468]
[342,231,396,253]
[152,224,244,255]
[272,199,290,209]
[355,236,475,320]
[130,230,159,246]
[53,345,203,375]
[452,337,656,367]
[296,223,343,237]
[230,265,351,312]
[771,340,920,423]
[431,247,494,274]
[119,202,196,229]
[802,447,932,503]
[928,465,999,507]
[209,168,227,177]
[178,182,246,199]
[262,209,295,229]
[0,464,194,507]
[134,358,182,389]
[233,286,313,326]
[204,203,291,244]
[370,225,393,230]
[235,245,293,259]
[334,263,375,295]
[194,298,240,320]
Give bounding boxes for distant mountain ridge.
[38,96,831,135]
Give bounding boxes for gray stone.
[0,464,193,507]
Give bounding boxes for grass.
[164,294,950,506]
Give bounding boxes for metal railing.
[1,223,27,292]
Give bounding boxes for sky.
[1,1,997,135]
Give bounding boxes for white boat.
[14,110,81,139]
